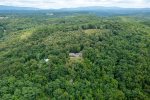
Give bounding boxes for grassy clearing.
[83,29,100,35]
[20,31,33,40]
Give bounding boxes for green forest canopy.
[0,13,150,100]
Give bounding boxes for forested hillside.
[0,12,150,100]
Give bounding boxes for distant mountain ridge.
[0,5,150,11]
[59,6,150,11]
[59,6,121,11]
[0,5,39,10]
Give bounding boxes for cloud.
[0,0,149,9]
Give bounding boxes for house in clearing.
[68,53,83,63]
[69,53,82,57]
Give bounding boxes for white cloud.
[0,0,149,9]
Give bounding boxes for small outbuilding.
[44,59,49,62]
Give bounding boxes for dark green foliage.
[0,13,150,100]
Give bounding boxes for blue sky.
[0,0,150,9]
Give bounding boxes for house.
[69,53,82,57]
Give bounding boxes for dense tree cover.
[0,13,150,100]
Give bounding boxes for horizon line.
[0,5,150,10]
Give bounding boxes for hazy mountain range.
[0,5,39,10]
[0,5,150,16]
[0,5,150,11]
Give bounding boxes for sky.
[0,0,150,9]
